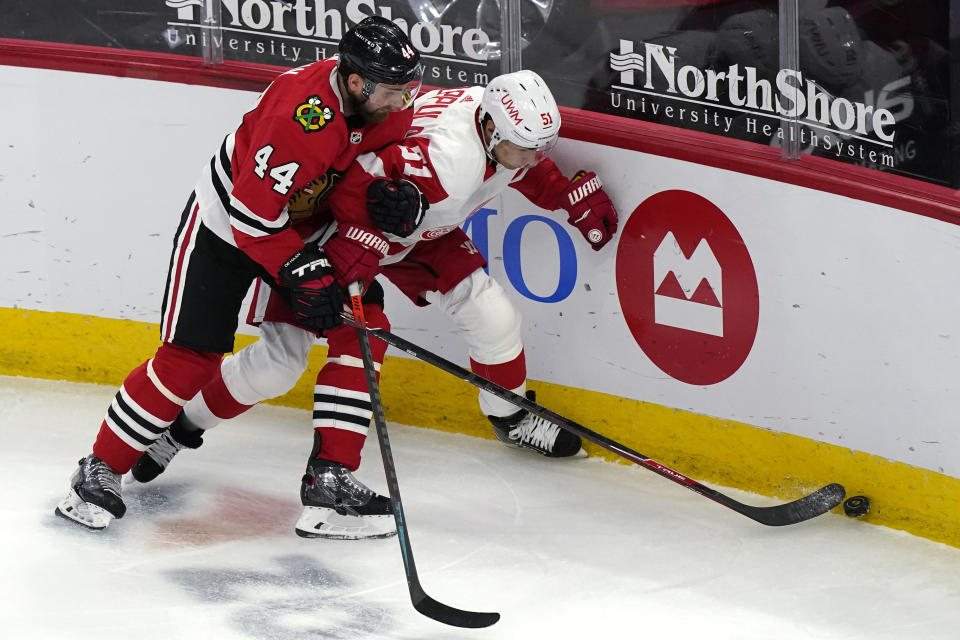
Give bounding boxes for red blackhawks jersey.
[327,85,570,264]
[192,57,413,278]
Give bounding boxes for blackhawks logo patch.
[286,170,343,220]
[293,96,335,132]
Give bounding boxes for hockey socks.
[92,344,220,474]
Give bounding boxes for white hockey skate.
[55,454,126,530]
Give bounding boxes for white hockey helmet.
[478,70,561,156]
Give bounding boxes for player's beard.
[344,90,390,124]
[358,101,391,124]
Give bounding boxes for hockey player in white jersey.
[131,70,619,539]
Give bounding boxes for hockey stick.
[347,283,500,629]
[347,319,845,527]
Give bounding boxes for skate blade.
[540,446,588,459]
[121,471,143,486]
[54,490,114,530]
[512,444,589,459]
[294,506,396,540]
[498,435,589,459]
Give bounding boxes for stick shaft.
[347,285,500,627]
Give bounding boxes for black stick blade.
[413,595,500,628]
[738,483,846,526]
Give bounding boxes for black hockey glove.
[366,178,428,238]
[278,243,345,333]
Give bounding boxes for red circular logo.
[421,224,458,240]
[615,190,759,385]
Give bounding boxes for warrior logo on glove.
[324,222,390,288]
[565,174,603,207]
[344,226,390,255]
[559,170,619,251]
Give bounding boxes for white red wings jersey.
[327,85,570,264]
[191,57,413,277]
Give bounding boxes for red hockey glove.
[323,222,389,288]
[559,170,619,251]
[367,178,428,238]
[277,244,344,332]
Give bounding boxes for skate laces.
[87,457,122,497]
[309,461,374,505]
[146,431,183,467]
[509,413,561,452]
[330,466,374,499]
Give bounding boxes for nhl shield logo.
[350,131,363,144]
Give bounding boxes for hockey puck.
[843,495,870,517]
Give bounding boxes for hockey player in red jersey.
[127,70,619,540]
[54,16,424,531]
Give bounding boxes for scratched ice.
[1,375,958,640]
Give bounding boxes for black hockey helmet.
[338,16,423,103]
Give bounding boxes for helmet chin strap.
[482,124,503,164]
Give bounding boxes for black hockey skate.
[130,415,203,483]
[55,454,126,530]
[295,433,395,540]
[488,390,585,458]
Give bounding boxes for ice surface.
[1,375,958,639]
